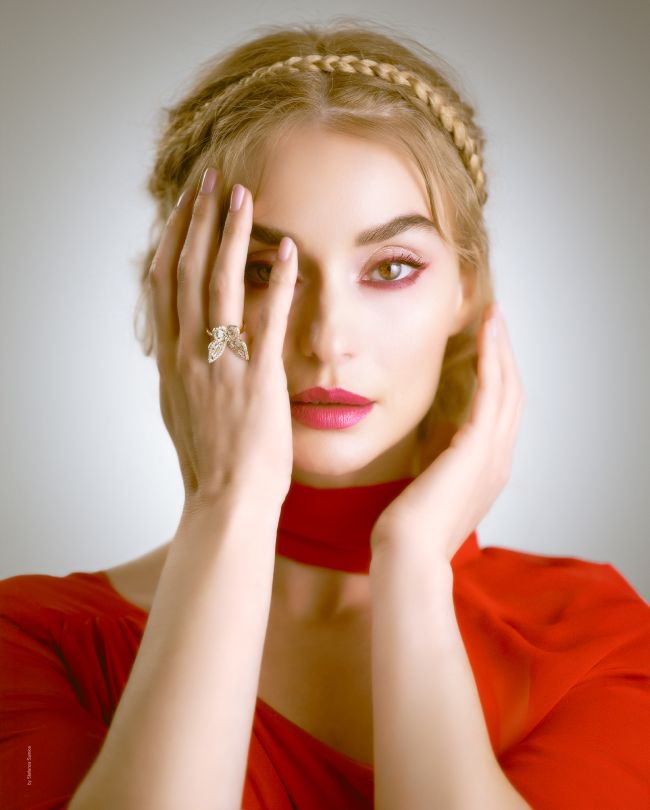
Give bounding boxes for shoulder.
[482,551,650,808]
[457,543,649,665]
[0,569,144,638]
[465,542,647,611]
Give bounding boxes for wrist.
[370,530,454,582]
[178,489,283,549]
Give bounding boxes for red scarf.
[276,476,478,574]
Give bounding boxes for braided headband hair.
[136,36,493,436]
[196,53,488,207]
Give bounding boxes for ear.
[449,267,477,336]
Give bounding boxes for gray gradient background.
[1,1,648,600]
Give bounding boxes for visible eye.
[364,250,427,289]
[244,262,273,288]
[244,249,428,289]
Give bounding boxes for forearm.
[369,542,531,810]
[69,492,280,810]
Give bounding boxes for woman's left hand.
[371,302,525,564]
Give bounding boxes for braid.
[191,53,488,206]
[150,87,228,209]
[136,26,495,435]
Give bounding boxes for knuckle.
[257,307,281,337]
[267,267,285,287]
[209,271,233,299]
[176,347,198,377]
[154,353,168,376]
[155,349,175,379]
[256,306,273,331]
[176,251,196,280]
[269,272,293,296]
[221,213,246,240]
[148,253,163,280]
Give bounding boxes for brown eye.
[244,262,272,286]
[364,250,427,288]
[373,260,409,282]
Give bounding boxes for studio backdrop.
[1,0,648,600]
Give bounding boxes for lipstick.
[290,386,375,430]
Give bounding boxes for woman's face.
[244,123,474,487]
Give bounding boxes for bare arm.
[69,494,279,810]
[367,301,529,808]
[369,543,531,810]
[69,169,298,809]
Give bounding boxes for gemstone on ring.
[206,324,249,362]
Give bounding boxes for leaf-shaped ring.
[206,324,249,363]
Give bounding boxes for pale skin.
[91,124,529,808]
[112,124,482,619]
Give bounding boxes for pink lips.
[290,386,375,430]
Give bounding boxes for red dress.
[1,476,649,809]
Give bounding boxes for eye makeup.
[362,249,427,289]
[244,248,429,290]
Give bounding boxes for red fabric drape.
[1,477,648,808]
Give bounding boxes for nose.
[293,275,360,364]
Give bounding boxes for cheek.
[383,315,449,400]
[385,297,449,358]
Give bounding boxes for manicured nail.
[230,184,245,212]
[175,188,190,208]
[199,167,217,195]
[278,236,293,261]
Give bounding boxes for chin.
[292,453,371,479]
[292,438,414,487]
[291,439,376,477]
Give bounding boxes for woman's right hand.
[148,167,298,512]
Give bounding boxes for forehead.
[251,124,432,244]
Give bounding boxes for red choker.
[276,476,479,574]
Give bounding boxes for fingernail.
[230,183,245,212]
[278,236,293,261]
[175,188,190,208]
[199,167,217,195]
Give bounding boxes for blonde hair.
[134,19,496,445]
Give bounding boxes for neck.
[271,555,373,625]
[273,474,416,622]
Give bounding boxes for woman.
[1,22,648,810]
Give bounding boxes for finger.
[493,309,525,440]
[470,303,502,436]
[149,185,196,367]
[177,167,222,357]
[208,183,249,331]
[249,236,298,369]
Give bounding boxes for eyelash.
[245,249,428,290]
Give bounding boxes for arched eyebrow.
[249,214,437,248]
